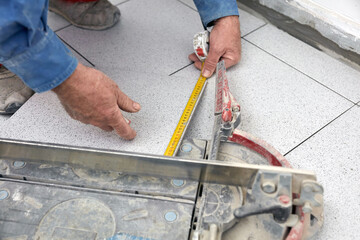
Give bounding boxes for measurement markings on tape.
[164,70,207,156]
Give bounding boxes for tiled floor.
[1,0,359,239]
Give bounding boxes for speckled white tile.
[110,0,128,5]
[245,24,360,102]
[285,106,360,240]
[56,0,203,75]
[177,0,197,10]
[0,69,195,155]
[178,0,266,36]
[0,115,10,125]
[65,42,93,67]
[174,40,353,154]
[47,11,70,32]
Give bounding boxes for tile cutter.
[0,31,324,240]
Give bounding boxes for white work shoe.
[0,65,34,115]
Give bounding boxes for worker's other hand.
[189,16,241,77]
[52,63,141,140]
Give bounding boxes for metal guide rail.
[0,136,323,240]
[0,138,315,193]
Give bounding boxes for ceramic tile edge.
[283,103,357,156]
[241,37,357,105]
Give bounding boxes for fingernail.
[133,102,141,110]
[202,69,211,78]
[124,117,131,125]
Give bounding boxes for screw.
[0,161,7,170]
[262,182,276,193]
[171,179,185,187]
[0,190,9,200]
[234,209,241,217]
[13,161,26,168]
[181,144,192,152]
[164,211,177,222]
[303,202,312,213]
[279,195,290,204]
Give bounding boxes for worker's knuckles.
[101,108,121,124]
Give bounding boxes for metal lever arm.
[234,171,293,223]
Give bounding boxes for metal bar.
[0,178,194,204]
[208,60,228,160]
[0,138,316,193]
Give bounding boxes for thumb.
[117,89,141,113]
[202,48,221,78]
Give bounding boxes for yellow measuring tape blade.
[164,70,207,156]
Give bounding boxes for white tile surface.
[244,24,360,102]
[238,8,266,36]
[178,0,266,36]
[175,40,353,154]
[177,0,197,11]
[285,106,360,240]
[0,69,195,155]
[110,0,128,5]
[47,11,70,32]
[57,0,204,75]
[0,115,10,125]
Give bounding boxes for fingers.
[223,56,240,70]
[188,53,198,62]
[202,47,222,78]
[117,89,141,113]
[108,108,137,140]
[188,53,202,70]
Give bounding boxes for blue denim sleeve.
[0,0,78,93]
[193,0,239,28]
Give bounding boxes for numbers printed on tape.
[164,73,207,156]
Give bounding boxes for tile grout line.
[242,38,357,105]
[57,35,96,67]
[169,63,194,76]
[283,104,357,156]
[176,0,198,12]
[115,0,131,6]
[54,24,72,33]
[241,23,267,38]
[53,0,131,67]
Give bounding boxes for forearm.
[193,0,239,28]
[0,0,77,93]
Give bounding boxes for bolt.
[181,144,192,152]
[171,179,185,187]
[0,190,9,200]
[164,211,177,222]
[303,202,312,213]
[0,161,7,170]
[13,161,26,168]
[279,195,290,204]
[261,182,276,193]
[234,208,242,217]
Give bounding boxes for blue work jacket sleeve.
[193,0,239,28]
[0,0,78,93]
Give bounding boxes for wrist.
[214,15,239,28]
[52,62,84,94]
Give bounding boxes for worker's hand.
[52,63,141,140]
[189,15,241,77]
